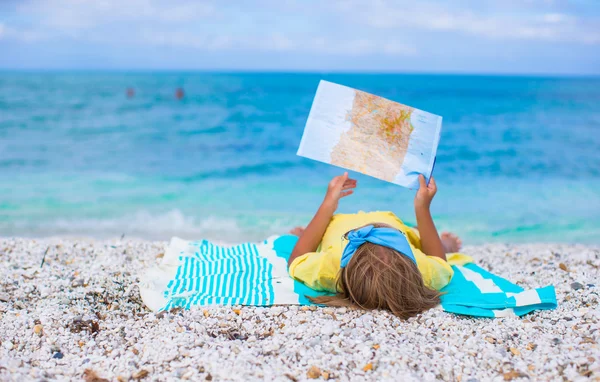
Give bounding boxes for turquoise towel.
[440,263,557,317]
[139,235,557,317]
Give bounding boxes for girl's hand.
[324,172,357,210]
[288,172,356,265]
[414,174,437,210]
[414,175,445,260]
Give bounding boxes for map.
[297,80,442,189]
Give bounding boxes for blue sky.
[1,0,599,74]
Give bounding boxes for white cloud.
[310,37,416,56]
[333,0,600,45]
[382,41,417,55]
[138,29,416,56]
[16,0,216,30]
[0,23,46,43]
[138,29,236,50]
[543,13,569,24]
[268,33,295,51]
[2,0,598,58]
[2,0,419,57]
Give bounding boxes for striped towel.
[139,235,331,312]
[139,235,557,317]
[440,260,557,318]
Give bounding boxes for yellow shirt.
[289,211,471,293]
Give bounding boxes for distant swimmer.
[126,88,135,98]
[175,88,185,100]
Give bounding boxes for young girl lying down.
[287,172,463,319]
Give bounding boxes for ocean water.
[1,72,599,244]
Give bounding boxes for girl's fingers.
[331,174,355,193]
[333,173,349,184]
[428,176,437,189]
[340,190,353,198]
[418,174,427,189]
[335,182,356,193]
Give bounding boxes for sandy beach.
[0,237,598,381]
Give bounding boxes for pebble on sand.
[0,238,598,381]
[571,282,584,290]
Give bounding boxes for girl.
[287,172,463,319]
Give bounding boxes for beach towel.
[139,235,330,312]
[440,259,557,318]
[139,235,557,317]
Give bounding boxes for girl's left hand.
[324,172,357,210]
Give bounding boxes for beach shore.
[0,238,598,381]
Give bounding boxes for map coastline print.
[297,80,443,189]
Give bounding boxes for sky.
[0,0,599,74]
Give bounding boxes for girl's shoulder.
[333,211,408,230]
[334,210,405,223]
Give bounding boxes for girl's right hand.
[324,172,357,210]
[289,172,356,265]
[414,174,437,210]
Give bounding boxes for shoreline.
[0,237,598,380]
[2,235,599,248]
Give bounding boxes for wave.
[0,209,295,244]
[3,207,598,245]
[177,126,227,136]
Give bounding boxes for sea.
[1,72,599,244]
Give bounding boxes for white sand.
[0,238,598,381]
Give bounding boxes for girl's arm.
[288,172,356,266]
[414,175,446,261]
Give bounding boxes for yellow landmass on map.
[331,90,414,182]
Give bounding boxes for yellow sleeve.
[413,246,454,291]
[288,250,340,293]
[446,253,474,266]
[404,227,422,250]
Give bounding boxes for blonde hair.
[310,224,441,319]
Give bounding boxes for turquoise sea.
[1,72,599,244]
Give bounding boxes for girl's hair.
[309,223,441,319]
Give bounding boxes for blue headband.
[340,225,416,268]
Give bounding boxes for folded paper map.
[297,80,442,189]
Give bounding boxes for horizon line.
[0,68,599,78]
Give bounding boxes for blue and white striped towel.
[139,235,557,317]
[440,261,557,318]
[139,235,331,312]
